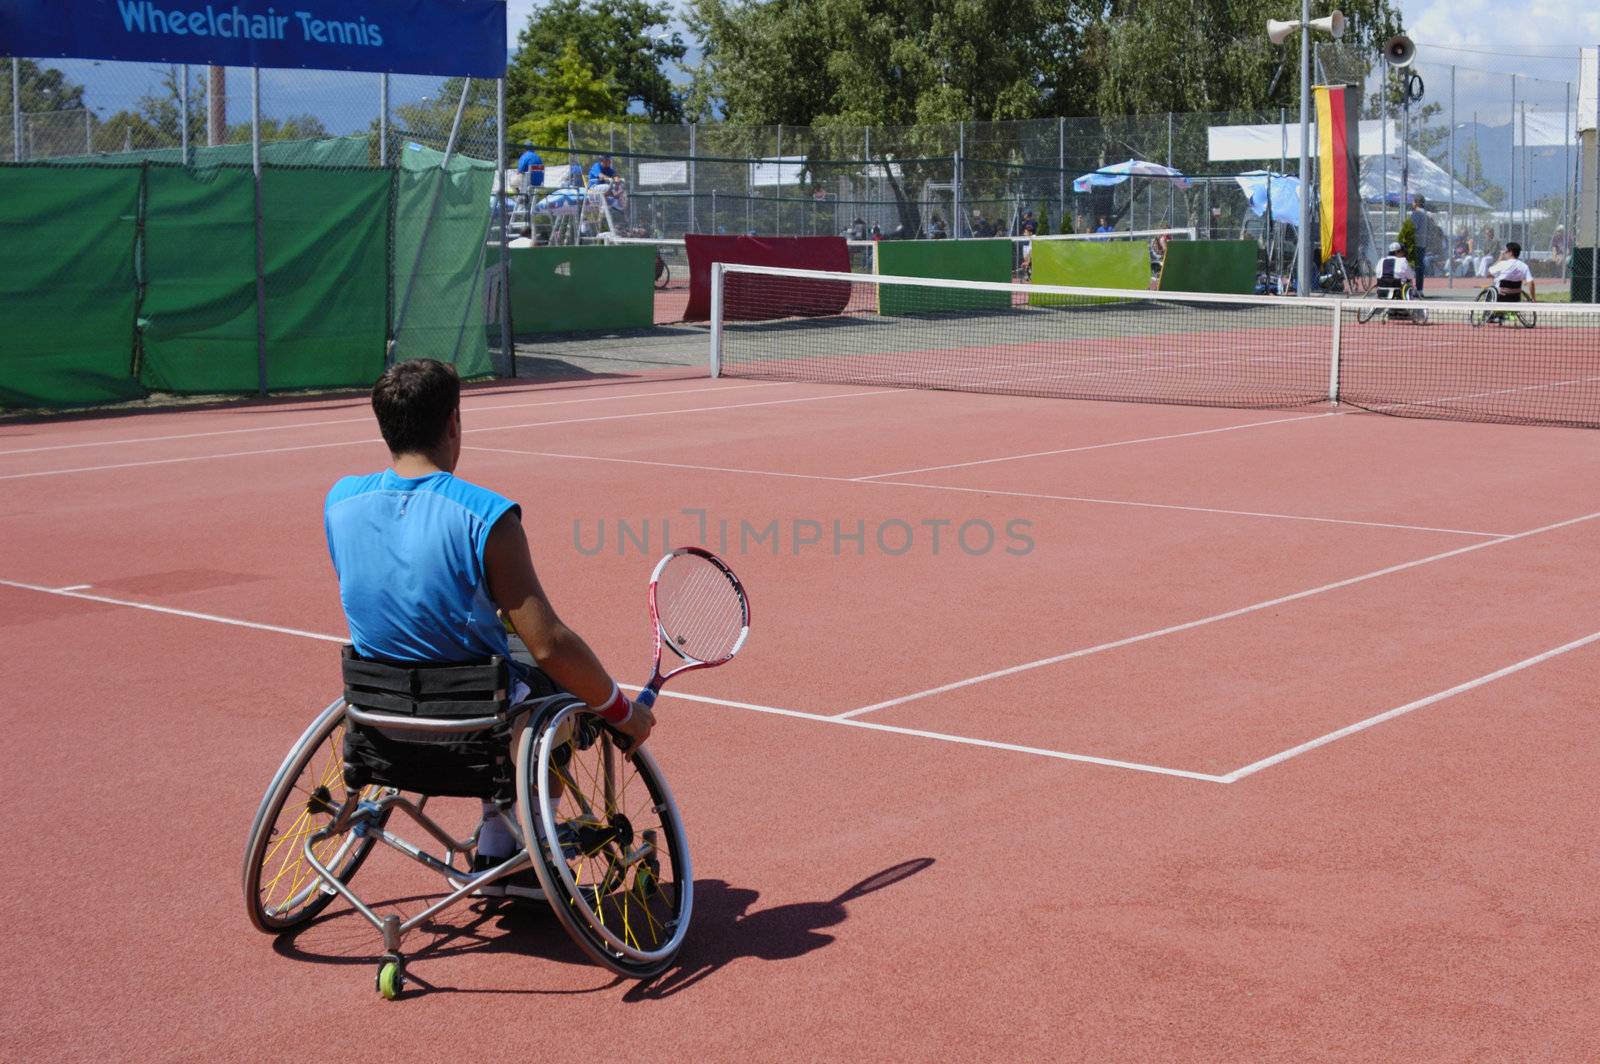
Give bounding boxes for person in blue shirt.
[515,142,544,188]
[588,154,617,185]
[325,359,653,898]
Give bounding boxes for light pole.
[1268,5,1345,296]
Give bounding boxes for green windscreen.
[139,165,260,394]
[392,144,495,377]
[875,238,1013,313]
[1028,239,1151,306]
[1157,239,1258,295]
[261,167,390,390]
[0,165,145,407]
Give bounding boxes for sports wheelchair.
[1470,284,1537,329]
[242,645,691,998]
[1355,277,1428,325]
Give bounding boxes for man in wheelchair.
[1374,241,1417,298]
[1366,242,1425,323]
[324,358,654,899]
[1481,241,1536,321]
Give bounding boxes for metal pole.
[776,124,782,236]
[1280,106,1288,279]
[689,121,696,234]
[1564,82,1572,278]
[1520,102,1528,248]
[1296,0,1313,298]
[379,73,389,166]
[1166,111,1174,227]
[1381,99,1389,250]
[1509,75,1517,245]
[1448,66,1455,286]
[958,121,965,236]
[496,78,511,377]
[251,67,266,397]
[207,65,225,146]
[85,106,93,154]
[1059,116,1066,230]
[11,58,20,162]
[179,64,188,163]
[952,151,961,236]
[1594,44,1600,303]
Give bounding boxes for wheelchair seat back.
[340,646,516,800]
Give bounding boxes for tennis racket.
[634,547,750,710]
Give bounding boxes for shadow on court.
[625,858,937,1001]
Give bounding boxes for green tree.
[390,77,498,153]
[1092,0,1404,117]
[507,0,685,123]
[0,59,88,115]
[508,39,629,147]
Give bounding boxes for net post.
[1327,300,1342,404]
[709,262,725,378]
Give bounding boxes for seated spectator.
[1094,216,1113,233]
[850,217,868,240]
[516,142,545,188]
[928,213,947,239]
[587,154,617,186]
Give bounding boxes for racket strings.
[656,556,745,663]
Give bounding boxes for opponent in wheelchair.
[1472,242,1538,328]
[241,359,689,997]
[1356,242,1428,325]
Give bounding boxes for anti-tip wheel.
[376,959,405,1000]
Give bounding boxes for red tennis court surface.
[4,376,1597,1061]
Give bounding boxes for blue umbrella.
[1235,171,1302,227]
[1072,159,1190,193]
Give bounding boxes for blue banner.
[0,0,506,77]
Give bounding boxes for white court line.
[0,579,348,642]
[1221,627,1600,782]
[0,577,1211,780]
[0,381,782,457]
[466,443,1499,538]
[876,480,1506,538]
[854,412,1338,480]
[0,389,890,481]
[52,584,91,592]
[837,507,1600,719]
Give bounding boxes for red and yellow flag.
[1313,85,1350,260]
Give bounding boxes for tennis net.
[711,265,1600,429]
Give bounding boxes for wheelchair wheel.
[654,253,670,290]
[1514,293,1537,329]
[1356,301,1383,324]
[242,699,385,932]
[1470,287,1497,327]
[517,702,692,978]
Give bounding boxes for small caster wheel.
[376,958,405,1000]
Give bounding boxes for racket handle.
[635,686,659,709]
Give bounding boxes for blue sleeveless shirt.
[324,469,518,663]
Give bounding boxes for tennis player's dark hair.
[1506,241,1521,257]
[371,359,460,454]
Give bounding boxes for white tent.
[1360,146,1492,211]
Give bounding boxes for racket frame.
[635,546,750,708]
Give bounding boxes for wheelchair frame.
[1470,286,1537,329]
[243,672,692,998]
[1356,280,1428,325]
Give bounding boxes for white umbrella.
[1073,159,1191,193]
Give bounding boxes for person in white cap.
[1374,241,1417,296]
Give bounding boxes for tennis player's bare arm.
[483,512,654,746]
